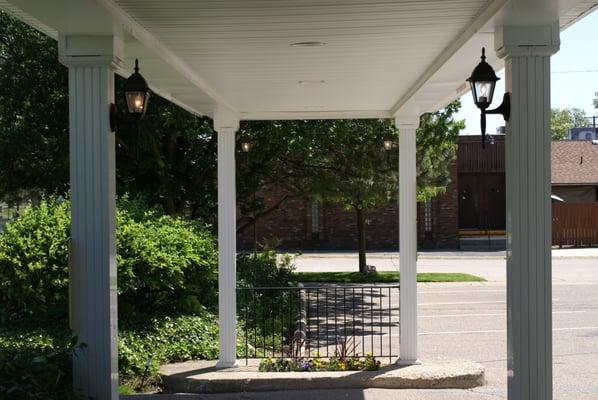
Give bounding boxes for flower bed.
[258,353,381,372]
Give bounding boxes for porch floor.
[158,359,485,393]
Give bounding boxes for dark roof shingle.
[552,141,598,185]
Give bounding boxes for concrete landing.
[160,359,485,393]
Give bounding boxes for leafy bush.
[117,197,218,314]
[0,325,87,399]
[118,311,219,379]
[0,199,70,320]
[237,250,298,357]
[1,311,222,395]
[0,197,218,320]
[237,250,296,288]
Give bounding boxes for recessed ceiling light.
[298,80,326,85]
[290,41,326,47]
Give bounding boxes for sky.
[454,10,598,135]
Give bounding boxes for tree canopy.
[1,11,464,272]
[0,11,69,204]
[239,104,464,271]
[550,107,587,140]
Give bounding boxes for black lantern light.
[383,135,394,151]
[467,48,510,147]
[240,137,252,153]
[110,59,151,131]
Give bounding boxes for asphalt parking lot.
[417,281,598,399]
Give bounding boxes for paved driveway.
[293,250,598,283]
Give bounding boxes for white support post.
[495,24,559,400]
[59,35,124,400]
[395,115,420,364]
[214,107,240,369]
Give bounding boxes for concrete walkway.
[296,247,598,259]
[294,249,598,282]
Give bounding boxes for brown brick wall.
[237,158,459,250]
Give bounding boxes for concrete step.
[459,236,506,251]
[157,359,485,394]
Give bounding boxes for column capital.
[394,114,420,130]
[213,106,240,133]
[58,35,124,69]
[495,22,560,58]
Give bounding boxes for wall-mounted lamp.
[240,137,252,153]
[466,48,510,148]
[383,135,394,151]
[110,59,151,131]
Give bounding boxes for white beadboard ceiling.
[1,0,597,119]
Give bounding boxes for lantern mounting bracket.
[480,92,510,148]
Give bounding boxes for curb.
[160,360,485,393]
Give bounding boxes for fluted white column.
[214,108,240,368]
[496,23,559,400]
[395,116,419,364]
[59,35,123,400]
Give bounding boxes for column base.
[395,358,422,366]
[216,360,240,369]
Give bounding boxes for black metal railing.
[237,284,399,365]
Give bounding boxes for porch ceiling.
[1,0,597,120]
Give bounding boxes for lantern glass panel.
[125,91,147,114]
[383,139,393,151]
[473,81,495,107]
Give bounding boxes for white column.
[59,35,123,400]
[395,115,420,364]
[214,108,240,368]
[496,24,559,400]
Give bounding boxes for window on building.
[311,200,320,240]
[424,200,433,233]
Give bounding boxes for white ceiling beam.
[391,0,508,116]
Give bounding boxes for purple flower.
[300,360,312,371]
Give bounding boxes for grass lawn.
[294,271,485,283]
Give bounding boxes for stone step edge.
[160,361,485,394]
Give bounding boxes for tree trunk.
[356,206,367,273]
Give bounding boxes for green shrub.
[0,197,218,320]
[118,311,219,379]
[237,250,296,288]
[117,197,218,314]
[1,312,222,393]
[0,199,70,320]
[0,325,87,399]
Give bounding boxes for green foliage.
[416,100,464,202]
[116,197,218,314]
[0,197,218,320]
[118,313,219,379]
[0,326,88,399]
[0,313,221,395]
[237,250,296,288]
[551,107,588,140]
[115,93,218,221]
[0,198,70,320]
[237,250,298,356]
[0,12,69,204]
[0,12,218,220]
[239,105,463,271]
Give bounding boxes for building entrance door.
[459,173,505,231]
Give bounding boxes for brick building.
[238,135,506,251]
